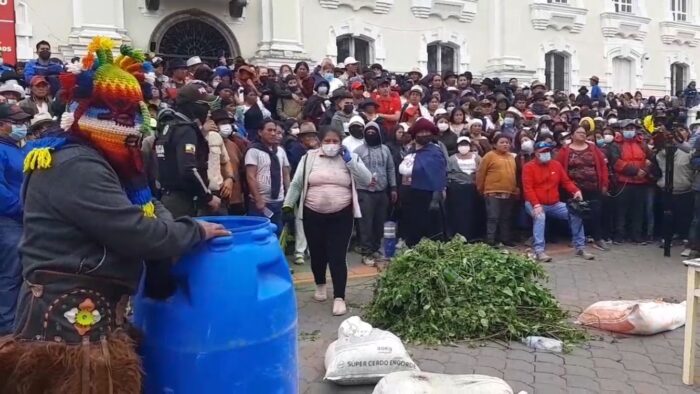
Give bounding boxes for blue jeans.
[525,202,585,254]
[0,217,22,335]
[248,199,283,237]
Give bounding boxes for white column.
[254,0,308,67]
[483,0,534,79]
[59,0,131,59]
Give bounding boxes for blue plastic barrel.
[133,216,298,394]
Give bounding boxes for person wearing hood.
[522,141,594,262]
[608,119,653,244]
[354,121,397,267]
[331,89,355,135]
[435,113,458,156]
[303,79,331,127]
[276,74,304,122]
[398,118,448,246]
[342,115,365,152]
[447,136,482,240]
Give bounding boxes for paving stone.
[534,352,564,364]
[506,349,535,362]
[505,359,534,374]
[534,372,566,386]
[565,375,600,391]
[448,352,476,365]
[531,383,567,394]
[625,370,664,385]
[564,364,597,378]
[477,355,506,369]
[417,359,445,374]
[654,362,681,375]
[593,357,625,370]
[534,362,565,375]
[503,369,534,384]
[473,366,503,378]
[620,358,656,373]
[597,378,635,393]
[563,355,595,368]
[629,382,668,394]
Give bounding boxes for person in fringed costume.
[0,37,228,394]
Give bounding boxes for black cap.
[376,77,391,86]
[168,58,187,71]
[370,63,383,71]
[331,88,352,100]
[0,104,31,121]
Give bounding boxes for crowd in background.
[2,39,700,317]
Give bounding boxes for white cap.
[343,56,358,66]
[30,112,54,128]
[457,136,471,144]
[186,56,202,67]
[434,108,448,117]
[0,80,25,98]
[409,85,424,95]
[349,115,365,127]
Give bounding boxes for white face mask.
[290,127,300,136]
[219,123,233,137]
[540,126,550,134]
[608,117,618,124]
[317,86,328,95]
[521,140,534,154]
[321,143,340,157]
[604,134,614,143]
[458,145,470,155]
[438,123,449,132]
[564,139,572,145]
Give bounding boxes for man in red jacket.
[371,78,401,134]
[523,141,595,262]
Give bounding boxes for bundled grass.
[365,238,587,347]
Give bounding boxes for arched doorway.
[149,10,240,64]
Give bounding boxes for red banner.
[0,0,16,66]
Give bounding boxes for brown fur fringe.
[0,331,142,394]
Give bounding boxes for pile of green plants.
[365,238,587,346]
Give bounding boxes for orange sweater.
[476,151,517,195]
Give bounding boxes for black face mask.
[415,135,432,146]
[343,104,354,115]
[39,50,51,61]
[365,132,380,146]
[349,126,364,139]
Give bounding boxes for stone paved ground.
[296,243,700,394]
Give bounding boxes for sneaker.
[576,249,595,260]
[586,237,594,244]
[313,284,327,302]
[681,248,693,257]
[362,255,376,267]
[294,253,305,265]
[593,240,610,251]
[332,298,347,316]
[535,252,552,262]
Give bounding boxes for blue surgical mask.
[9,124,27,141]
[323,72,334,82]
[596,139,605,147]
[623,130,636,139]
[538,152,551,163]
[504,117,515,126]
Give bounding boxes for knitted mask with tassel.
[24,36,157,217]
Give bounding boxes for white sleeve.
[399,153,416,176]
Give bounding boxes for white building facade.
[15,0,700,96]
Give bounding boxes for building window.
[427,43,457,74]
[612,57,634,93]
[671,62,688,95]
[613,0,633,13]
[336,35,371,67]
[671,0,688,21]
[545,51,569,91]
[547,0,568,3]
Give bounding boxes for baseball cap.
[409,85,424,95]
[457,136,471,145]
[535,141,554,152]
[177,83,218,105]
[0,104,31,122]
[30,76,49,87]
[168,58,187,71]
[350,81,364,90]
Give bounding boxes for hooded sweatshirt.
[342,115,365,152]
[354,121,396,192]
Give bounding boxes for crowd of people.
[3,40,700,323]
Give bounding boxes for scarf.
[252,142,281,199]
[411,143,447,192]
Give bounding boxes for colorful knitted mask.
[24,37,156,217]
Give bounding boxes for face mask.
[317,86,328,95]
[290,127,300,136]
[321,143,340,157]
[39,50,51,60]
[415,135,432,146]
[596,139,605,147]
[538,151,551,163]
[349,126,364,139]
[281,72,291,79]
[219,123,233,137]
[323,72,334,82]
[438,123,449,132]
[446,106,455,113]
[365,132,380,146]
[521,140,534,154]
[9,124,27,141]
[623,130,636,139]
[6,99,16,105]
[540,126,550,134]
[458,145,470,155]
[604,135,614,143]
[504,117,515,126]
[608,118,618,124]
[343,104,354,115]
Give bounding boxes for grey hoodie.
[353,121,397,192]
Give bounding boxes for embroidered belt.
[13,270,132,345]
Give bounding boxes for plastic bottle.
[383,221,397,258]
[521,336,563,353]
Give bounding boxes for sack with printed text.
[576,299,686,335]
[324,316,419,385]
